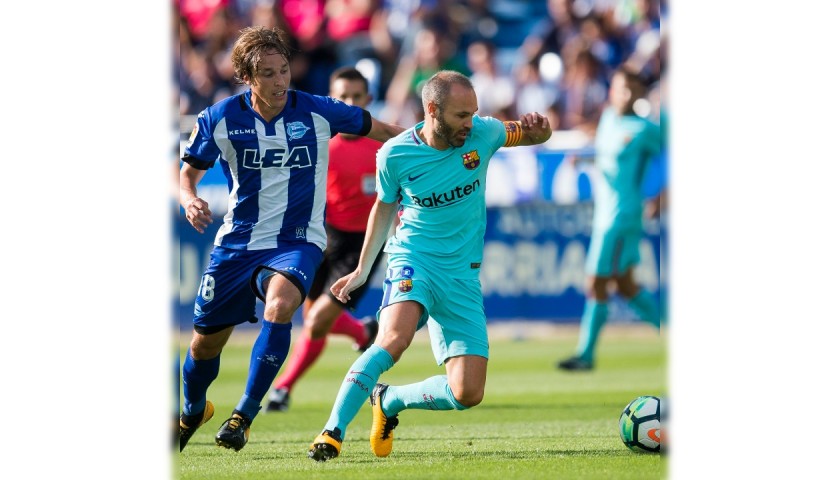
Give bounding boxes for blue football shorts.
[378,261,489,365]
[585,224,642,277]
[192,243,322,334]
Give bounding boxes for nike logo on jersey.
[407,172,428,181]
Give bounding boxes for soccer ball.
[618,395,662,453]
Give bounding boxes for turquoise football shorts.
[585,224,642,277]
[377,262,489,365]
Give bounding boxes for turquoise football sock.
[236,320,292,420]
[575,300,609,363]
[182,351,220,416]
[323,345,394,440]
[382,374,467,416]
[628,290,661,329]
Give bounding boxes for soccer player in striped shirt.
[265,67,386,413]
[308,70,552,461]
[177,26,404,452]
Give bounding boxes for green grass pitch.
[175,323,666,479]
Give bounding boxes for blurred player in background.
[556,65,662,372]
[308,71,552,462]
[178,26,404,452]
[265,67,385,413]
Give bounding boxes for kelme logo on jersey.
[281,265,308,281]
[286,121,310,140]
[409,179,480,208]
[242,147,313,169]
[462,150,480,170]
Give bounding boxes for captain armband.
[502,121,523,147]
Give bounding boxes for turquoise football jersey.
[591,107,662,230]
[376,115,507,278]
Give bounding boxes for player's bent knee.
[263,299,297,323]
[453,389,484,409]
[454,394,482,409]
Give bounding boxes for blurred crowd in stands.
[176,0,665,138]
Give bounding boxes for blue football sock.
[382,374,467,416]
[628,290,661,329]
[235,320,292,420]
[323,345,394,440]
[182,350,220,416]
[575,300,609,363]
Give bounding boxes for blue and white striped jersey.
[183,90,372,251]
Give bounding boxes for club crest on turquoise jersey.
[241,146,313,169]
[462,150,480,170]
[398,279,413,292]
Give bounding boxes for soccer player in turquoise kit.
[308,70,552,461]
[556,65,662,371]
[177,26,404,452]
